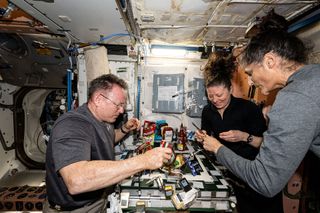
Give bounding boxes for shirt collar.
[209,95,235,112]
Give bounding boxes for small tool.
[189,149,203,159]
[191,122,207,144]
[191,122,200,130]
[192,122,203,134]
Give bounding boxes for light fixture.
[150,45,199,58]
[151,48,187,57]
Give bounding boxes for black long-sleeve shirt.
[201,96,267,160]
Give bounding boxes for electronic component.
[135,200,146,213]
[179,178,192,192]
[164,185,174,199]
[185,158,198,176]
[145,175,164,190]
[120,192,130,209]
[171,188,198,210]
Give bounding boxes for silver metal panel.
[152,73,184,113]
[10,0,130,44]
[0,83,19,180]
[130,0,319,45]
[186,78,207,118]
[6,0,320,46]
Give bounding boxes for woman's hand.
[202,135,223,154]
[195,129,207,142]
[219,130,248,142]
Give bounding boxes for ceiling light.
[151,48,186,57]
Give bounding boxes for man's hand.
[219,130,248,142]
[203,135,223,154]
[142,147,172,170]
[123,118,141,132]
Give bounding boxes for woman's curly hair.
[202,52,237,89]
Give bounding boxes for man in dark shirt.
[45,74,172,212]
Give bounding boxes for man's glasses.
[100,94,126,110]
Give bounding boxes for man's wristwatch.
[246,134,253,144]
[120,125,129,134]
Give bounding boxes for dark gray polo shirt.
[46,104,115,208]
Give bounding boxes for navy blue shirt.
[201,96,267,160]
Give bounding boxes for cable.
[67,69,73,111]
[90,33,130,46]
[36,129,46,155]
[136,76,141,119]
[35,121,55,155]
[64,32,74,111]
[35,29,65,37]
[66,32,135,57]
